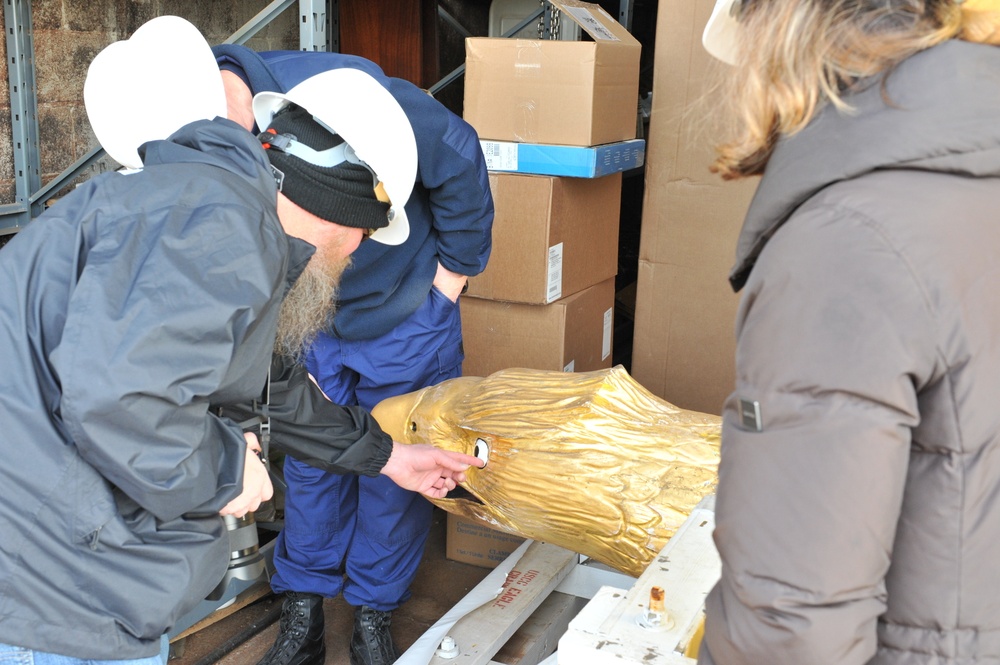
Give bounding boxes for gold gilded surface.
[371,366,720,577]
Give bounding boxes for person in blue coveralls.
[214,45,495,665]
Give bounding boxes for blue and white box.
[480,139,646,178]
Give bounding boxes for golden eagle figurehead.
[371,366,720,577]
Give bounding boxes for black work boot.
[257,592,326,665]
[350,605,399,665]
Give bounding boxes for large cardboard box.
[462,278,615,377]
[467,172,621,305]
[446,513,526,569]
[464,0,641,147]
[630,0,759,415]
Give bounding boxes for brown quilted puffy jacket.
[701,40,1000,665]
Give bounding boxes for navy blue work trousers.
[270,287,464,609]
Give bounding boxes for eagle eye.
[473,438,490,467]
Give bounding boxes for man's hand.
[433,262,468,303]
[380,442,485,499]
[220,432,274,517]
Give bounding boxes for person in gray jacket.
[698,0,1000,663]
[0,20,480,665]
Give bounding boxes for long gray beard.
[273,250,351,361]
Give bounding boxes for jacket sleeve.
[387,78,495,276]
[226,354,393,477]
[700,203,939,664]
[57,192,287,522]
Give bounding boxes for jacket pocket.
[69,457,118,548]
[435,327,465,377]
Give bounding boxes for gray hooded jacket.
[701,41,1000,664]
[0,119,306,659]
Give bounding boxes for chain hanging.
[536,0,562,40]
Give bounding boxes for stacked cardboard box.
[464,0,642,148]
[630,0,759,416]
[461,0,641,379]
[449,0,642,566]
[446,515,526,569]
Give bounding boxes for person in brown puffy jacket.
[699,0,1000,663]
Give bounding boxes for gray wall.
[0,1,301,207]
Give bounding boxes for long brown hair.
[712,0,968,179]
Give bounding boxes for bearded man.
[0,42,480,664]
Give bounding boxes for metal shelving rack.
[0,0,329,234]
[0,0,632,234]
[2,0,41,233]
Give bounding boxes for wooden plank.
[493,591,588,665]
[428,541,578,665]
[170,581,272,642]
[339,0,438,87]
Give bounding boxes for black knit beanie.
[261,105,390,230]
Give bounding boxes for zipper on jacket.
[88,527,101,551]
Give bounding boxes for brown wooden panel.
[340,0,439,88]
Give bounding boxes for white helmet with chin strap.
[252,69,417,246]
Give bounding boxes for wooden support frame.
[423,540,578,665]
[414,497,719,665]
[556,497,719,664]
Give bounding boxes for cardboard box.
[446,513,526,569]
[467,172,621,304]
[630,0,759,415]
[464,0,642,147]
[462,277,615,377]
[480,139,645,178]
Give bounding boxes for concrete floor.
[169,508,493,665]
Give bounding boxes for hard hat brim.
[84,16,226,169]
[367,206,410,246]
[702,0,742,66]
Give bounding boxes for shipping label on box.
[464,0,642,147]
[462,278,615,378]
[467,173,620,304]
[480,139,645,178]
[446,513,526,569]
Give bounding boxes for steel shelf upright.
[2,0,40,233]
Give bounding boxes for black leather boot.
[349,605,399,665]
[257,592,326,665]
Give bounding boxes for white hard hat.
[84,16,226,169]
[702,0,743,65]
[252,69,417,246]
